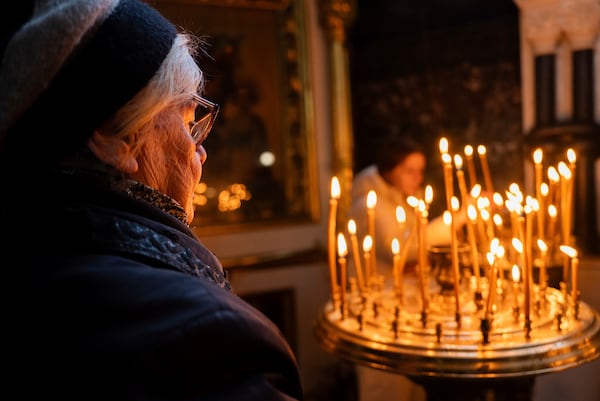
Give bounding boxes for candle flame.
[533,148,543,164]
[537,239,547,253]
[540,182,549,197]
[451,196,460,211]
[454,154,463,169]
[439,137,448,154]
[362,235,373,252]
[557,162,571,179]
[493,192,503,207]
[547,166,559,183]
[477,145,487,156]
[493,213,503,227]
[490,237,500,254]
[337,232,348,256]
[467,205,477,221]
[559,245,577,258]
[347,219,357,235]
[441,152,452,164]
[330,176,340,199]
[464,144,473,157]
[366,190,377,209]
[512,237,523,254]
[511,265,520,282]
[425,185,433,204]
[567,148,576,164]
[548,204,557,218]
[418,199,427,213]
[391,238,400,255]
[471,184,482,198]
[486,252,495,266]
[396,206,406,224]
[406,196,419,208]
[496,244,505,258]
[443,210,452,225]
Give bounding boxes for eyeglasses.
[189,94,219,145]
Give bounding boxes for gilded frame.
[151,0,319,233]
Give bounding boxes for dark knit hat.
[0,0,177,161]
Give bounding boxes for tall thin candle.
[347,219,365,294]
[328,176,341,304]
[464,144,477,189]
[477,145,494,194]
[337,233,348,319]
[366,191,377,278]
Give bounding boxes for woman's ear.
[88,131,139,174]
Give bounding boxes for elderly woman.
[0,1,302,400]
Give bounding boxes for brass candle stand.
[314,248,600,400]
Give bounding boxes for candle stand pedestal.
[313,281,600,401]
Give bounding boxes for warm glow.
[547,166,559,183]
[439,137,448,154]
[418,200,427,214]
[477,145,487,156]
[330,176,340,199]
[477,196,489,210]
[366,190,377,209]
[454,154,463,169]
[540,183,549,197]
[407,196,419,208]
[537,239,547,253]
[512,238,523,254]
[508,182,521,196]
[493,192,503,207]
[471,184,482,198]
[496,244,505,258]
[396,206,406,224]
[451,196,460,211]
[548,204,557,218]
[442,152,452,164]
[467,205,477,221]
[347,219,357,235]
[362,235,373,252]
[486,252,495,266]
[443,210,452,225]
[493,214,503,227]
[567,148,576,164]
[464,144,473,157]
[557,162,572,179]
[529,197,539,212]
[533,148,543,164]
[425,185,433,204]
[559,245,577,258]
[337,232,348,257]
[490,237,500,254]
[391,238,400,255]
[511,265,520,282]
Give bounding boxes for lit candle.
[392,238,403,297]
[396,205,406,243]
[511,264,521,311]
[417,201,429,311]
[337,232,348,319]
[538,182,548,242]
[485,251,496,318]
[533,148,543,238]
[328,176,341,304]
[424,185,433,210]
[454,154,469,207]
[439,137,449,155]
[537,239,548,290]
[450,197,462,319]
[560,245,579,316]
[557,161,572,246]
[512,237,529,323]
[466,205,481,290]
[547,204,558,245]
[524,205,534,323]
[366,190,377,278]
[347,219,365,294]
[442,152,454,212]
[464,144,477,189]
[477,145,494,194]
[362,235,373,289]
[547,166,560,207]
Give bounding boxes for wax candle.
[366,190,377,277]
[511,264,521,311]
[547,166,560,207]
[396,205,406,243]
[347,219,365,294]
[485,251,496,318]
[512,236,529,323]
[538,183,548,242]
[547,204,557,245]
[454,154,470,208]
[392,238,402,296]
[533,148,543,239]
[537,239,548,290]
[362,235,373,289]
[418,201,429,311]
[560,245,579,314]
[557,161,572,246]
[442,152,454,212]
[328,176,341,304]
[466,205,481,290]
[337,232,348,319]
[450,197,461,318]
[464,144,477,189]
[477,145,494,194]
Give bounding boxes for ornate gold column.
[318,0,356,222]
